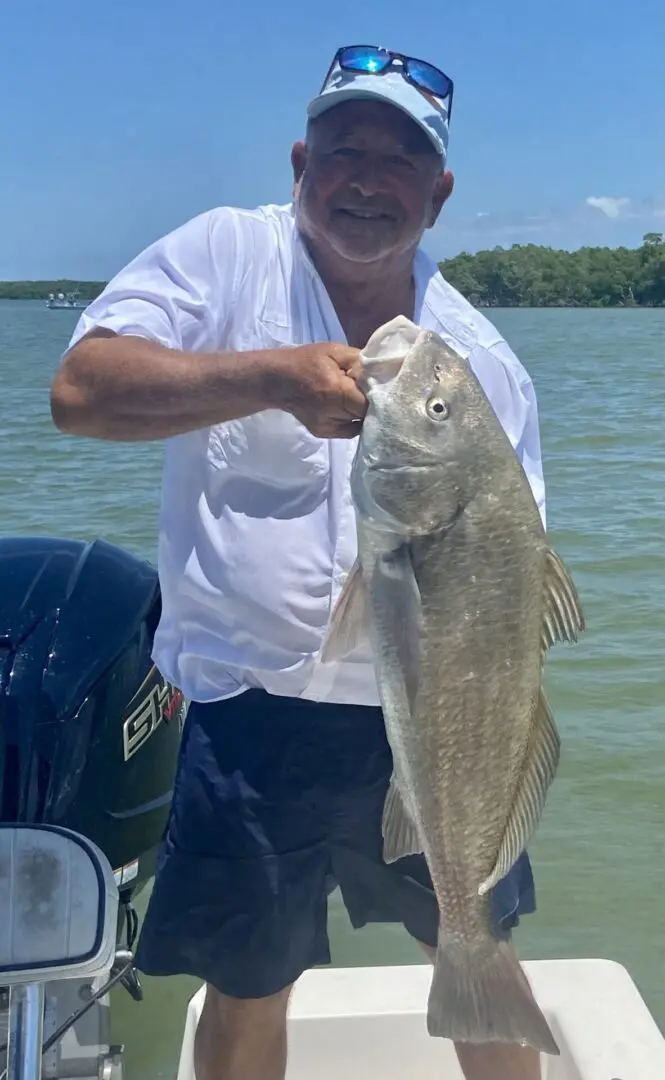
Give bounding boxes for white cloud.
[585,196,631,219]
[424,194,665,258]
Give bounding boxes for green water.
[1,301,664,1077]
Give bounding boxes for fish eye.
[425,396,449,421]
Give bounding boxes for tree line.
[0,280,106,301]
[438,233,665,308]
[1,234,663,307]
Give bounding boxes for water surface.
[1,302,663,1077]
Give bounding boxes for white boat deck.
[177,959,665,1079]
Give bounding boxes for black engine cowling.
[0,536,186,902]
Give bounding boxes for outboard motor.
[0,536,187,1080]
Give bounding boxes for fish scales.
[322,316,585,1054]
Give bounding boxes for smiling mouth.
[335,208,393,222]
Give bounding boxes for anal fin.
[382,773,423,864]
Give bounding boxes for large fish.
[322,317,585,1054]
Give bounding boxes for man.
[52,45,547,1080]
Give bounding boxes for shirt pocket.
[207,411,329,490]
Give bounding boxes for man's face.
[292,100,452,266]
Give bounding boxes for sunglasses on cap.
[320,45,454,121]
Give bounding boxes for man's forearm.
[50,331,286,442]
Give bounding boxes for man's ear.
[291,140,307,197]
[428,169,454,228]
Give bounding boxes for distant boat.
[46,289,87,310]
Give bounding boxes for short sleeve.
[469,338,547,529]
[66,208,240,355]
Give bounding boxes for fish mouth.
[367,463,439,474]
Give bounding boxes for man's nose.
[348,158,385,198]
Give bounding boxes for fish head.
[353,327,487,535]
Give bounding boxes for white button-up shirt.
[68,203,546,707]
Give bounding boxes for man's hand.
[264,343,367,438]
[52,333,367,443]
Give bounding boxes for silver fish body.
[323,318,585,1054]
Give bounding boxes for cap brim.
[307,83,446,157]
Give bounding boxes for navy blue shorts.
[135,690,536,999]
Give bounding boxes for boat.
[178,960,665,1079]
[0,536,181,1080]
[1,536,664,1079]
[46,289,87,310]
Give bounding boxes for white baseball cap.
[307,49,451,162]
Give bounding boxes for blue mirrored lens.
[338,45,391,74]
[406,59,452,99]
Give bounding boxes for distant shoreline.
[2,296,660,309]
[0,281,105,303]
[1,294,659,309]
[2,233,663,307]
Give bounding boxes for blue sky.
[1,0,663,279]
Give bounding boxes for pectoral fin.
[371,546,424,864]
[478,688,560,895]
[373,545,423,715]
[321,559,369,662]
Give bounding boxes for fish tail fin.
[427,934,559,1056]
